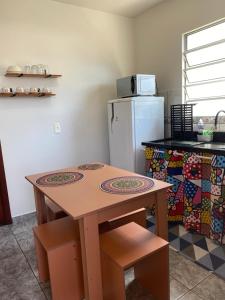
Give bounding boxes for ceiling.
[52,0,165,18]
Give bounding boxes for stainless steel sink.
[193,142,225,149]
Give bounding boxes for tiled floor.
[0,213,225,299]
[148,216,225,281]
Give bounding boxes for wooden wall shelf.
[0,92,56,97]
[5,73,62,78]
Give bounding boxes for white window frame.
[182,18,225,104]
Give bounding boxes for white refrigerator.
[108,96,164,174]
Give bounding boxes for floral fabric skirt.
[145,147,225,244]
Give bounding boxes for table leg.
[33,187,47,225]
[155,189,168,241]
[79,214,103,300]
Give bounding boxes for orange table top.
[26,163,171,220]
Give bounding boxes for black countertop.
[142,139,225,155]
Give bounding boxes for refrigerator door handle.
[131,76,135,94]
[111,103,115,133]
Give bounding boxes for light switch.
[54,122,61,134]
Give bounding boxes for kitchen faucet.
[215,110,225,130]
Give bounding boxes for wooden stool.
[33,217,84,300]
[108,208,146,229]
[45,197,146,228]
[100,222,169,300]
[45,198,67,221]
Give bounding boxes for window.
[183,18,225,116]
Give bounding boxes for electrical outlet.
[54,122,61,134]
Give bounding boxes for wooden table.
[26,164,171,300]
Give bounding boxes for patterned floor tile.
[15,230,35,253]
[40,282,51,300]
[193,274,225,300]
[24,248,39,278]
[197,253,225,272]
[194,238,209,251]
[179,291,203,300]
[170,277,188,300]
[193,245,208,261]
[180,232,195,243]
[170,253,210,289]
[10,212,37,235]
[0,225,13,241]
[180,238,192,251]
[151,218,225,282]
[170,237,181,251]
[169,248,183,272]
[210,246,225,260]
[197,254,214,271]
[0,253,45,300]
[0,235,22,260]
[182,245,196,261]
[205,238,220,252]
[214,263,225,279]
[169,231,178,242]
[169,224,180,235]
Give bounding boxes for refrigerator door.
[134,97,164,174]
[108,99,135,172]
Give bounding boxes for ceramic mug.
[16,87,24,93]
[23,65,31,74]
[30,87,40,93]
[1,87,12,93]
[42,87,52,94]
[24,88,30,94]
[31,65,38,74]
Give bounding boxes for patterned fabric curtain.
[210,155,225,244]
[145,147,184,222]
[183,152,210,237]
[145,147,225,244]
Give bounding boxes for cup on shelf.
[30,87,40,94]
[16,87,24,93]
[37,64,45,75]
[42,87,52,94]
[24,88,30,94]
[7,66,22,74]
[43,65,49,75]
[1,87,12,93]
[23,65,31,74]
[31,65,39,74]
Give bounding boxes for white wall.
[134,0,225,119]
[0,0,135,217]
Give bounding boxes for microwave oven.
[117,74,156,98]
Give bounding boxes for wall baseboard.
[12,210,36,219]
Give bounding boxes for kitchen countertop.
[142,139,225,155]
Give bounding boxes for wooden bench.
[33,217,84,300]
[100,222,169,300]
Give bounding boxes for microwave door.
[138,76,156,95]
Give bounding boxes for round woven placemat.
[78,163,104,170]
[100,176,154,195]
[36,172,84,187]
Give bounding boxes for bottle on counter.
[197,119,204,134]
